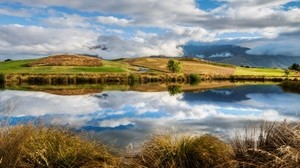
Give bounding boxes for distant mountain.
[182,45,300,68]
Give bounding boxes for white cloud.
[43,14,91,28]
[0,0,299,58]
[98,118,134,128]
[97,16,132,26]
[92,26,215,58]
[0,24,98,58]
[0,6,31,17]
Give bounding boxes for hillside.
[28,54,103,67]
[0,56,295,78]
[124,57,235,76]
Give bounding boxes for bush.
[0,125,120,167]
[189,74,201,85]
[139,133,233,168]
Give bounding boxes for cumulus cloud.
[242,31,300,56]
[0,0,299,58]
[0,6,31,17]
[0,24,98,59]
[43,14,91,28]
[97,16,132,26]
[93,26,214,58]
[0,0,207,27]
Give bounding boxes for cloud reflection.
[0,85,299,148]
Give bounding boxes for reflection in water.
[167,85,182,96]
[0,85,300,148]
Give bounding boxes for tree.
[167,59,181,73]
[167,85,182,96]
[284,69,291,77]
[289,63,300,71]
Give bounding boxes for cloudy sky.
[0,0,299,60]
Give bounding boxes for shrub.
[189,73,201,85]
[0,125,120,167]
[139,133,233,168]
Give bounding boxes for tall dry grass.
[232,121,300,168]
[137,133,233,168]
[0,125,120,168]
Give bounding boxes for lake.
[0,84,300,148]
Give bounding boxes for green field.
[0,60,131,74]
[234,67,286,76]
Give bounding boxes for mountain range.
[182,45,300,68]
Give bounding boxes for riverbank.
[0,121,299,167]
[1,73,297,86]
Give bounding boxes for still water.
[0,84,300,148]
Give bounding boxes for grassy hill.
[28,54,103,67]
[0,58,133,74]
[0,55,297,77]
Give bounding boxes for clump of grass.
[189,73,201,85]
[138,133,233,168]
[232,121,300,167]
[0,125,120,167]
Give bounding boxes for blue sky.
[0,0,299,59]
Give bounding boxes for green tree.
[289,63,300,71]
[189,73,201,85]
[167,59,181,73]
[167,85,182,96]
[284,69,291,77]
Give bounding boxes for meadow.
[235,67,285,76]
[0,60,129,74]
[0,57,296,78]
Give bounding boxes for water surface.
[0,84,299,148]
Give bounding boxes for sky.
[0,0,299,60]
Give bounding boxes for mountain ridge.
[182,45,300,68]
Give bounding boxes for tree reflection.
[167,85,182,96]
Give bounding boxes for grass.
[235,67,286,76]
[1,121,300,167]
[0,59,130,74]
[0,125,120,168]
[1,57,295,80]
[138,133,233,168]
[231,121,300,167]
[124,57,235,75]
